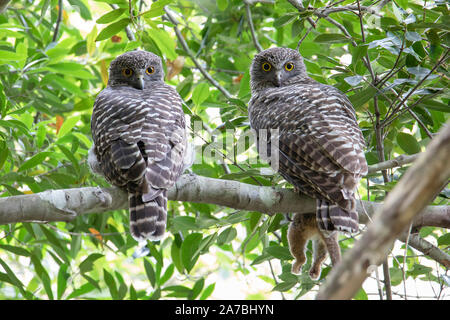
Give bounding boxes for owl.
[89,50,187,242]
[248,47,367,274]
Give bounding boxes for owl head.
[250,47,308,92]
[108,50,164,90]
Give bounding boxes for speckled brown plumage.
[89,50,187,242]
[249,47,367,233]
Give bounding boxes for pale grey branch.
[0,174,447,228]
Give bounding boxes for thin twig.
[382,49,450,128]
[164,7,233,100]
[285,0,316,28]
[401,223,413,300]
[245,2,263,52]
[407,108,434,139]
[356,0,376,82]
[110,3,136,41]
[398,232,450,269]
[52,0,63,42]
[367,153,419,174]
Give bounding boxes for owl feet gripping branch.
[89,50,187,242]
[248,47,367,277]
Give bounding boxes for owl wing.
[141,85,187,196]
[250,85,367,208]
[91,85,186,196]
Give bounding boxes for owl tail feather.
[129,191,167,242]
[316,199,359,234]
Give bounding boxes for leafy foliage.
[0,0,448,300]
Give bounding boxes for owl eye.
[285,62,294,71]
[261,62,272,72]
[122,68,133,77]
[146,66,155,75]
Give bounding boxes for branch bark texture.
[0,173,448,229]
[316,123,450,300]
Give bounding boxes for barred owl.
[248,47,367,275]
[89,50,187,242]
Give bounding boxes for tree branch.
[0,0,11,13]
[316,123,450,300]
[164,7,233,100]
[110,3,136,41]
[52,0,63,42]
[367,153,419,174]
[398,233,450,269]
[0,174,448,228]
[244,1,263,52]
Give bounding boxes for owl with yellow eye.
[90,50,188,242]
[248,47,367,278]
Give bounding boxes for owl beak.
[274,71,282,87]
[136,73,145,90]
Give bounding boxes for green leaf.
[238,71,251,99]
[86,25,98,56]
[251,252,272,266]
[144,258,156,288]
[82,274,101,290]
[66,283,95,300]
[0,244,30,257]
[147,242,163,267]
[217,227,237,245]
[314,33,350,43]
[344,75,364,86]
[163,285,192,298]
[57,115,80,138]
[57,264,69,299]
[104,269,119,299]
[0,257,26,292]
[192,83,210,107]
[397,132,421,154]
[199,283,215,300]
[0,49,23,61]
[348,86,378,109]
[272,281,296,292]
[148,28,177,60]
[36,125,47,148]
[351,45,368,67]
[46,62,96,79]
[96,8,126,24]
[389,267,404,286]
[129,285,137,300]
[160,264,175,286]
[189,278,204,300]
[79,253,104,274]
[353,288,368,300]
[407,264,433,278]
[181,233,202,273]
[264,245,292,260]
[171,239,184,273]
[172,216,198,231]
[437,233,450,246]
[405,31,422,42]
[96,18,131,41]
[216,0,228,11]
[114,271,128,300]
[18,151,53,172]
[142,0,172,18]
[68,0,92,20]
[273,13,298,28]
[30,254,53,299]
[57,144,80,174]
[417,99,450,113]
